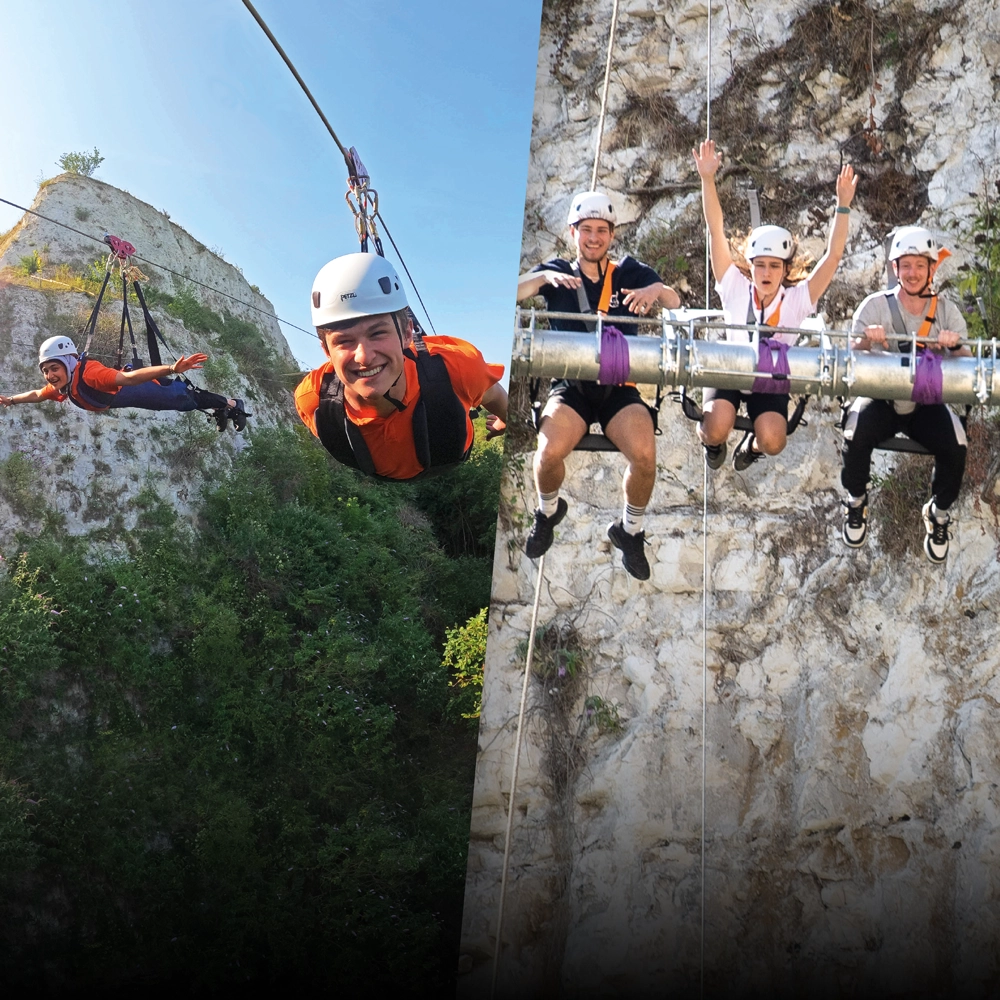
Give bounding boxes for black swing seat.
[677,388,810,435]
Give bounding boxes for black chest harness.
[314,337,471,481]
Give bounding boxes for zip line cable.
[701,7,713,998]
[591,0,621,191]
[240,0,356,182]
[491,553,548,1000]
[240,0,436,334]
[0,195,313,337]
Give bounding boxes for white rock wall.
[462,1,1000,996]
[0,175,299,541]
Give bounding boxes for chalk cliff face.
[0,174,298,539]
[461,1,1000,996]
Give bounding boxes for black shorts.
[702,388,789,423]
[546,380,647,432]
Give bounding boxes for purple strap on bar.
[912,348,943,405]
[598,325,630,385]
[752,338,791,395]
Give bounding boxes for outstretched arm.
[691,139,733,284]
[805,164,858,304]
[0,388,50,406]
[480,382,508,439]
[114,354,207,386]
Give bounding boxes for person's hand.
[935,329,962,350]
[692,139,722,179]
[0,395,12,407]
[485,415,506,440]
[172,353,208,373]
[543,270,582,290]
[836,164,858,208]
[864,324,887,348]
[622,284,660,315]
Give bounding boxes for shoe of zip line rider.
[295,252,506,482]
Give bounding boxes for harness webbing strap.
[69,356,117,412]
[569,261,617,330]
[314,345,470,481]
[885,291,938,343]
[81,269,112,355]
[746,288,783,329]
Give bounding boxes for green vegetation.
[17,249,42,277]
[956,181,1000,340]
[0,423,502,992]
[57,147,104,177]
[442,607,488,721]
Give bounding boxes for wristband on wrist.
[836,206,850,214]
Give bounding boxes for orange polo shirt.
[295,336,504,480]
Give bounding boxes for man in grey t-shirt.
[840,226,971,563]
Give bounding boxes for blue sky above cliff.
[0,0,541,372]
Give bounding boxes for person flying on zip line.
[0,336,248,430]
[692,138,857,471]
[294,253,508,481]
[840,226,970,563]
[516,191,682,581]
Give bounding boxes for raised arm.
[805,164,858,304]
[691,139,733,284]
[113,354,207,386]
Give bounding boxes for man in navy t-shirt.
[516,191,681,580]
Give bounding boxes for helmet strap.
[383,311,408,411]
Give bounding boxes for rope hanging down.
[591,0,622,191]
[491,554,548,1000]
[240,0,436,333]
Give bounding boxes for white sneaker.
[841,494,868,547]
[921,499,951,563]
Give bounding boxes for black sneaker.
[733,431,763,472]
[704,441,727,470]
[525,498,568,558]
[228,398,250,433]
[922,499,950,563]
[607,520,650,581]
[842,494,868,547]
[212,407,229,432]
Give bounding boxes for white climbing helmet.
[567,191,616,228]
[310,252,408,327]
[888,226,940,262]
[747,225,794,261]
[38,335,79,367]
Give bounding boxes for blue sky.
[0,0,541,374]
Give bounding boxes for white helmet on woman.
[39,335,78,366]
[888,226,940,262]
[310,253,407,328]
[567,191,616,228]
[747,225,794,261]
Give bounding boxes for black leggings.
[841,399,967,508]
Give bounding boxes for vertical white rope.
[491,554,547,1000]
[701,6,713,999]
[591,0,622,192]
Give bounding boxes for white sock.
[848,493,866,507]
[931,500,950,522]
[623,502,646,535]
[539,489,560,517]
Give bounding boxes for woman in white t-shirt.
[691,139,857,471]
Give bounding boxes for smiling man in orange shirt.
[295,254,507,481]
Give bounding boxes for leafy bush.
[443,607,488,720]
[0,426,491,992]
[57,147,104,177]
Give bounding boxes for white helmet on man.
[567,191,616,228]
[310,253,408,328]
[39,335,78,367]
[747,225,794,261]
[888,226,940,262]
